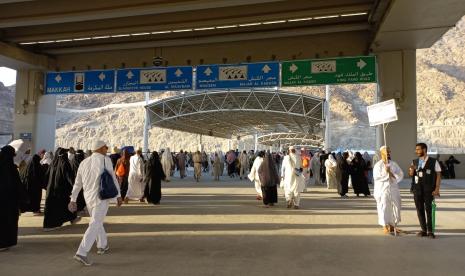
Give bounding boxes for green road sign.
[281,56,377,86]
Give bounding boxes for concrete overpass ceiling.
[0,0,374,55]
[372,0,465,51]
[2,0,464,69]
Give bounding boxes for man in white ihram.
[373,146,404,235]
[68,140,122,266]
[281,146,304,209]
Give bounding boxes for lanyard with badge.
[414,159,424,184]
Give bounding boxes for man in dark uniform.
[408,143,441,239]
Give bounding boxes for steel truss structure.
[146,89,324,139]
[257,132,324,149]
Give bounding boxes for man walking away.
[239,150,248,180]
[69,140,122,266]
[281,146,304,209]
[193,151,202,182]
[445,155,460,179]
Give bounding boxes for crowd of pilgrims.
[1,143,461,251]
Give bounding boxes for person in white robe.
[248,151,264,199]
[161,147,174,182]
[310,152,321,186]
[218,151,225,176]
[373,146,404,234]
[126,149,145,202]
[347,151,355,188]
[325,154,338,189]
[281,146,304,209]
[69,140,122,266]
[239,151,249,180]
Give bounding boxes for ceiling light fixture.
[288,17,313,22]
[194,27,215,31]
[340,12,368,17]
[314,15,339,20]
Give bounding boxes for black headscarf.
[71,150,85,175]
[0,145,23,209]
[21,154,44,189]
[46,148,75,197]
[146,151,165,181]
[258,152,280,187]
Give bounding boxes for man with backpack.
[69,140,122,266]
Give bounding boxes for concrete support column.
[198,134,203,152]
[13,69,56,153]
[324,85,331,151]
[377,50,417,170]
[254,133,258,152]
[142,92,150,153]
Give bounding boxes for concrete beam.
[0,41,52,69]
[371,0,465,51]
[44,23,369,55]
[0,0,285,28]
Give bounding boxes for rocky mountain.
[0,82,15,145]
[416,18,465,153]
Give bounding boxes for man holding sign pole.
[368,99,403,235]
[373,146,404,235]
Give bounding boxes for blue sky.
[0,67,16,86]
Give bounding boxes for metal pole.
[198,134,203,152]
[324,85,331,151]
[376,83,384,149]
[254,133,258,152]
[143,92,150,153]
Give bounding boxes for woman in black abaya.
[21,154,45,214]
[43,148,78,230]
[144,151,165,205]
[70,150,86,212]
[0,146,23,251]
[258,152,279,207]
[350,152,370,197]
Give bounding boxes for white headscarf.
[326,154,337,167]
[162,147,171,159]
[40,151,53,165]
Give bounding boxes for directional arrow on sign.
[98,72,106,81]
[204,67,213,76]
[357,59,367,70]
[262,64,272,74]
[175,68,183,77]
[126,71,134,79]
[289,64,298,73]
[55,74,62,83]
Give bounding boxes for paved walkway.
[1,173,465,276]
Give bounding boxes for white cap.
[289,146,295,150]
[92,140,107,151]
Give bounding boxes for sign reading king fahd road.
[281,56,376,86]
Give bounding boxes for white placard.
[367,99,398,126]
